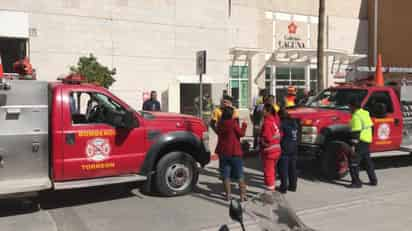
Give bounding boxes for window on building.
[310,68,318,93]
[275,67,305,102]
[230,65,249,109]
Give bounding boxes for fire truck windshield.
[307,88,368,110]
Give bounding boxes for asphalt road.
[1,155,412,231]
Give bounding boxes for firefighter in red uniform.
[284,86,297,108]
[260,103,282,191]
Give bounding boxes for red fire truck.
[0,74,210,197]
[289,75,412,179]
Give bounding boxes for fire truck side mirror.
[0,94,6,107]
[123,110,139,129]
[109,110,138,129]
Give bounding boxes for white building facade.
[0,0,368,115]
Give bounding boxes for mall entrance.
[264,64,318,103]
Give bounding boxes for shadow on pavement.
[0,183,142,217]
[373,155,412,170]
[193,167,266,208]
[299,155,412,187]
[0,199,40,217]
[39,183,141,210]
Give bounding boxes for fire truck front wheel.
[155,151,198,197]
[321,141,350,180]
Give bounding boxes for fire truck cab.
[0,76,210,197]
[289,80,412,179]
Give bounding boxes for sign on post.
[196,51,207,119]
[196,50,207,75]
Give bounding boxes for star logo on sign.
[288,22,298,34]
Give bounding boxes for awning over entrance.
[267,48,366,64]
[0,11,29,38]
[229,47,263,59]
[254,48,367,84]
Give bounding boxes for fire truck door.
[365,91,402,152]
[60,90,145,181]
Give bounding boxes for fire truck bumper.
[298,144,321,160]
[199,141,211,167]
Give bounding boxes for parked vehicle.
[0,75,210,197]
[289,79,412,179]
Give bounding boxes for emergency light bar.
[59,74,86,84]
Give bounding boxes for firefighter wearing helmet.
[284,86,297,108]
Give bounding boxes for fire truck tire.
[321,141,350,180]
[155,151,198,197]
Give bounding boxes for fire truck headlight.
[301,126,318,135]
[301,126,319,144]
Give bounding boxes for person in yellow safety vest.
[265,95,280,113]
[284,86,297,108]
[210,95,239,134]
[347,97,377,188]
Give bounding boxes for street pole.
[374,0,379,66]
[199,73,203,119]
[196,50,206,119]
[317,0,325,93]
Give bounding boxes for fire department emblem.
[377,123,390,140]
[86,138,111,162]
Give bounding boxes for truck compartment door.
[0,81,51,195]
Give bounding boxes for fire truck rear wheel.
[321,141,350,180]
[155,151,198,197]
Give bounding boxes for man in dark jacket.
[278,109,299,193]
[142,91,161,111]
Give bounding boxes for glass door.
[274,66,306,103]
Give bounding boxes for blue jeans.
[220,156,244,181]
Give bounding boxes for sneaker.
[278,188,287,194]
[266,185,275,192]
[347,183,362,189]
[288,186,297,192]
[276,185,287,194]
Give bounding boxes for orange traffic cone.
[375,54,384,87]
[0,55,3,79]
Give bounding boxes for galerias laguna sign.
[277,22,306,49]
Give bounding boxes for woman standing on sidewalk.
[215,106,248,201]
[260,104,282,191]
